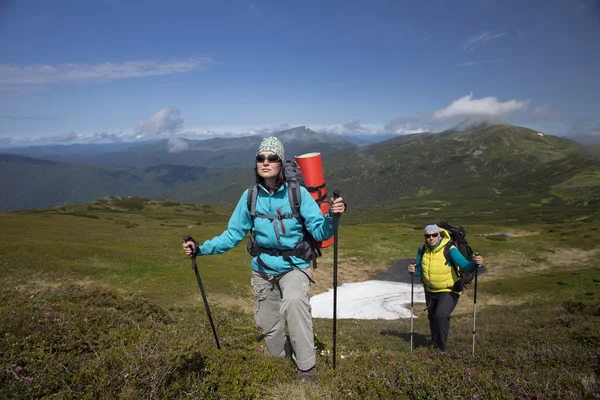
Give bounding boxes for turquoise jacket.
[199,183,336,274]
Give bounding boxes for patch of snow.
[311,280,426,320]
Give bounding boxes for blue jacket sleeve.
[448,247,477,272]
[199,190,253,255]
[298,187,335,242]
[414,247,423,277]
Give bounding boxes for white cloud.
[419,34,433,42]
[135,107,184,139]
[167,137,190,153]
[456,59,500,67]
[90,132,124,143]
[532,105,560,119]
[461,31,507,51]
[21,131,81,143]
[249,2,261,14]
[384,116,430,134]
[0,137,12,145]
[0,58,212,85]
[341,120,377,134]
[433,93,530,120]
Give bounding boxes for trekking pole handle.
[332,190,341,217]
[473,252,483,267]
[183,235,199,261]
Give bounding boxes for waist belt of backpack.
[255,244,315,284]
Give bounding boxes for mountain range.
[1,124,599,223]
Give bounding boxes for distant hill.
[337,133,398,146]
[0,154,219,211]
[0,140,160,159]
[324,124,589,204]
[9,127,356,168]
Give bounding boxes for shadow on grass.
[379,329,431,348]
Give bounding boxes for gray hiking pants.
[251,269,316,371]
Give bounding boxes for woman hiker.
[408,224,483,353]
[183,136,345,381]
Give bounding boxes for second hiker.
[408,224,483,353]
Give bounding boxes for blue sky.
[1,0,599,146]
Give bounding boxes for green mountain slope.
[0,155,220,211]
[164,124,600,224]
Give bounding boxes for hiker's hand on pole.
[182,235,201,258]
[330,195,345,216]
[408,262,416,274]
[473,253,483,266]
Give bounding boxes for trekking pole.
[332,190,340,370]
[410,265,415,353]
[472,253,481,357]
[183,235,221,350]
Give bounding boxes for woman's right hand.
[182,240,196,256]
[408,262,416,274]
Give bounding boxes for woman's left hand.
[330,196,345,216]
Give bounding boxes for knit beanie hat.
[423,224,440,234]
[256,136,285,161]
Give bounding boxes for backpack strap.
[444,240,465,281]
[247,185,258,220]
[443,241,454,266]
[286,181,302,221]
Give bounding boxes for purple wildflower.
[25,377,33,383]
[466,368,471,376]
[15,366,22,373]
[84,317,89,323]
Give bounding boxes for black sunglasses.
[424,233,439,239]
[256,154,281,163]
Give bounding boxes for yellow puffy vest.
[420,229,459,293]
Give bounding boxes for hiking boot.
[297,367,317,382]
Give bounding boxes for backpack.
[246,159,322,270]
[421,221,475,291]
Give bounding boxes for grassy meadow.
[1,197,599,399]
